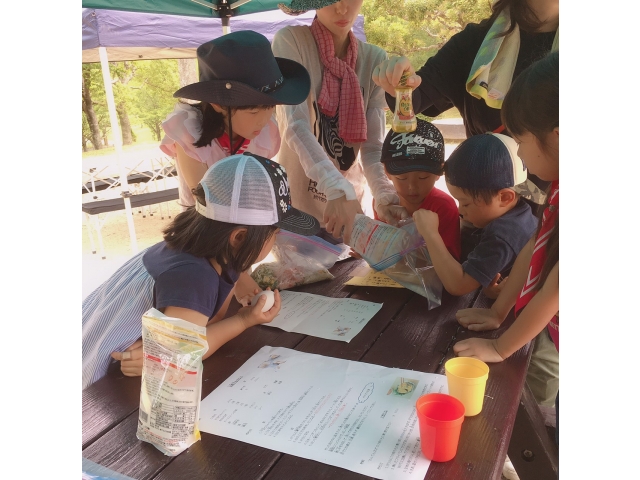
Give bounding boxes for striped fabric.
[82,249,155,389]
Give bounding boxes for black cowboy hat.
[173,31,310,106]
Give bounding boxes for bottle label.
[398,92,413,120]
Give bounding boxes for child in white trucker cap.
[82,153,320,390]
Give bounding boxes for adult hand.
[412,209,439,234]
[237,289,281,328]
[482,274,508,300]
[453,338,505,363]
[323,196,363,244]
[372,56,422,97]
[111,339,143,377]
[456,307,504,331]
[375,204,410,226]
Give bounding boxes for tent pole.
[222,14,231,34]
[98,46,139,254]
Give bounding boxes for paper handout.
[264,290,382,342]
[199,346,448,480]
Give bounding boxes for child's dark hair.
[188,102,272,148]
[163,184,277,272]
[483,0,551,35]
[501,51,559,150]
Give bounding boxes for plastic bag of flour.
[136,308,208,456]
[349,215,443,309]
[349,214,424,271]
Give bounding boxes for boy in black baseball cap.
[413,133,539,299]
[379,119,461,260]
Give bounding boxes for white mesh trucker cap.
[195,153,320,236]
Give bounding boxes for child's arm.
[453,262,558,363]
[176,143,209,193]
[413,210,481,296]
[111,292,281,377]
[456,236,535,331]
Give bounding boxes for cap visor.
[275,208,320,236]
[383,160,443,176]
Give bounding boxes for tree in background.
[111,62,138,145]
[82,64,103,150]
[363,0,491,72]
[131,60,181,142]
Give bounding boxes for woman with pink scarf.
[273,0,405,244]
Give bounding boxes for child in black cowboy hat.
[160,31,311,210]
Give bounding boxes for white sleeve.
[279,103,357,201]
[272,27,356,202]
[360,107,399,206]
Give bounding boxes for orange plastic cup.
[415,393,465,462]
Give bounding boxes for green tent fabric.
[81,0,284,18]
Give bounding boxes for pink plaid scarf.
[310,17,367,144]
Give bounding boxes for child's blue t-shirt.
[462,200,537,287]
[143,242,237,318]
[82,242,238,390]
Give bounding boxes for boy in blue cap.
[413,132,539,298]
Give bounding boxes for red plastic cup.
[415,393,465,462]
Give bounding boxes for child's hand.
[482,273,508,300]
[375,204,410,226]
[453,338,504,363]
[238,289,281,328]
[236,287,261,307]
[348,248,362,259]
[111,339,144,377]
[412,209,439,234]
[456,307,504,331]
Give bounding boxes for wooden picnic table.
[82,257,556,480]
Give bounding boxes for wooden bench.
[82,188,179,259]
[82,167,177,194]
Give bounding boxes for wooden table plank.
[82,258,366,477]
[82,259,533,480]
[260,289,480,480]
[425,293,533,480]
[82,365,142,449]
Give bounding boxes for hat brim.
[275,208,320,236]
[382,159,444,176]
[173,57,310,106]
[278,0,339,16]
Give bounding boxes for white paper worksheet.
[199,346,448,480]
[265,290,382,342]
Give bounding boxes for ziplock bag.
[251,231,342,290]
[349,215,443,309]
[136,308,208,456]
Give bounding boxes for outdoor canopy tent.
[82,0,285,20]
[82,6,367,254]
[82,8,366,62]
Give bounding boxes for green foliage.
[129,60,181,141]
[82,59,181,152]
[362,0,491,69]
